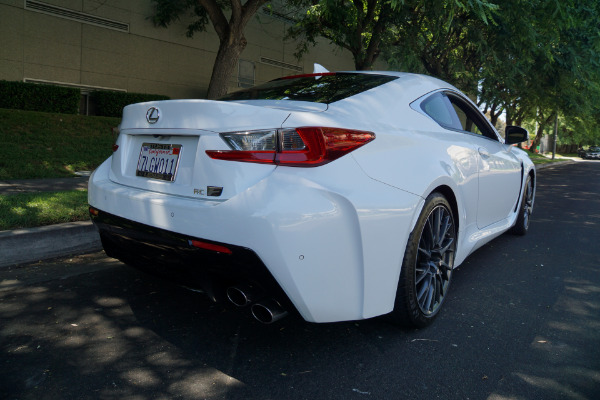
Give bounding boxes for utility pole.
[552,111,558,160]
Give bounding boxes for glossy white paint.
[89,71,535,323]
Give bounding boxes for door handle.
[478,147,490,158]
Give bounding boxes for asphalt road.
[1,162,599,400]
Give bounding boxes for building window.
[238,60,255,88]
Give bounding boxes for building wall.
[0,0,358,101]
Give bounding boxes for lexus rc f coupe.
[89,70,535,328]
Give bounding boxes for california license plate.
[136,143,182,181]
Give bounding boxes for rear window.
[219,73,397,104]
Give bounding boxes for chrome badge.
[146,107,160,124]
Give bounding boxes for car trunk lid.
[108,100,293,200]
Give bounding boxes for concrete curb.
[535,160,575,170]
[0,221,101,268]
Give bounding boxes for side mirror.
[505,125,528,144]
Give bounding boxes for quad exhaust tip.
[227,285,288,323]
[251,299,288,324]
[226,284,261,307]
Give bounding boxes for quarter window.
[420,92,462,130]
[420,91,498,141]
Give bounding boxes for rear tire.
[390,193,456,328]
[510,175,533,236]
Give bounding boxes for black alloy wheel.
[510,175,533,235]
[391,193,456,328]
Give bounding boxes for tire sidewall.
[510,175,532,236]
[395,193,455,328]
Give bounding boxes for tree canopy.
[288,0,600,147]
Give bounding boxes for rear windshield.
[219,73,397,104]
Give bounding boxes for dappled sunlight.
[168,369,246,398]
[487,394,525,400]
[123,367,162,387]
[514,373,589,400]
[2,247,599,399]
[0,256,256,399]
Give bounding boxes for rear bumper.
[88,157,421,323]
[91,209,292,310]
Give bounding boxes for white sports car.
[89,70,535,328]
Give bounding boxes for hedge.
[91,91,170,117]
[0,80,80,114]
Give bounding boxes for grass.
[0,190,89,231]
[0,108,119,179]
[528,151,575,165]
[528,153,557,165]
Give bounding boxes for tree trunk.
[197,0,267,99]
[206,35,247,99]
[529,112,556,153]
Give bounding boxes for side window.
[447,94,497,140]
[419,91,499,141]
[420,92,462,130]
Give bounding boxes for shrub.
[91,91,170,117]
[0,80,80,114]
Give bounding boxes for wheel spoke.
[433,208,443,245]
[439,237,455,255]
[418,246,431,258]
[424,281,434,311]
[415,264,429,285]
[438,215,451,247]
[424,219,434,250]
[417,275,431,305]
[413,202,456,316]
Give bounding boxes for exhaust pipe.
[226,284,262,307]
[251,299,288,324]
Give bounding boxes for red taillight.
[206,127,374,167]
[89,206,99,216]
[112,144,119,152]
[204,150,276,164]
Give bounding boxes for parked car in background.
[581,146,600,160]
[89,69,535,328]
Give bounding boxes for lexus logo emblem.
[146,107,160,124]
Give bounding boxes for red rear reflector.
[189,239,232,254]
[89,207,99,216]
[112,144,119,152]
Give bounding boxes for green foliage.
[0,190,89,230]
[0,80,80,114]
[287,0,397,70]
[150,0,212,37]
[91,91,170,117]
[0,108,120,179]
[288,0,498,73]
[388,0,498,93]
[477,0,600,148]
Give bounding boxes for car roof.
[340,70,459,92]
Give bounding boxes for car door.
[445,93,522,229]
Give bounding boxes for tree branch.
[197,0,229,40]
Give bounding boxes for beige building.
[0,0,357,111]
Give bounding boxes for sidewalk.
[0,176,102,268]
[0,176,89,195]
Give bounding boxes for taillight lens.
[206,127,374,167]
